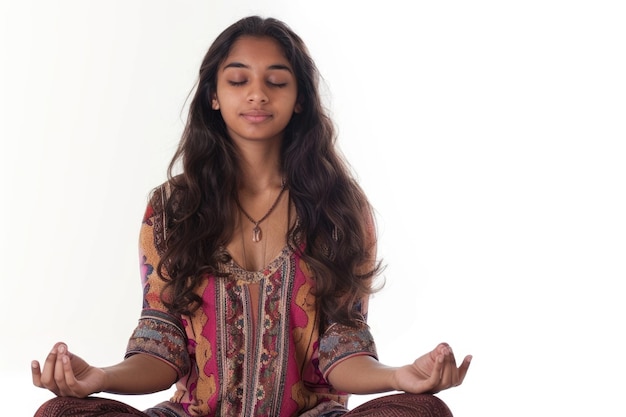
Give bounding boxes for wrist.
[389,367,402,391]
[97,367,109,393]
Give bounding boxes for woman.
[32,16,471,417]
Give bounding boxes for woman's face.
[212,36,300,147]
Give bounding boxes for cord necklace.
[236,181,287,243]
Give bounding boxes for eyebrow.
[222,62,293,73]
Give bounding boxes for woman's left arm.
[326,342,472,395]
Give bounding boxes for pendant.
[252,225,262,242]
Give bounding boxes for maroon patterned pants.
[34,393,453,417]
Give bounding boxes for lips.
[241,110,272,123]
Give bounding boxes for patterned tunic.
[125,197,378,417]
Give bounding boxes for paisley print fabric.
[123,196,378,416]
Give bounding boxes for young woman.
[31,16,471,417]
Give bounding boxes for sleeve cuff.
[318,322,378,381]
[125,309,190,379]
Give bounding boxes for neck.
[236,142,283,194]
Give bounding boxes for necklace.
[236,182,287,243]
[239,210,268,274]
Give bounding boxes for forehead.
[221,36,291,69]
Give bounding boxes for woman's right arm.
[32,341,177,398]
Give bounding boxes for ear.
[294,102,302,114]
[211,95,220,110]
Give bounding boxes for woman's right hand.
[32,342,106,398]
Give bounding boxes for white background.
[1,1,625,416]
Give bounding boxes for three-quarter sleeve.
[125,195,191,379]
[318,320,378,381]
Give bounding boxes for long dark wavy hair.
[154,15,382,327]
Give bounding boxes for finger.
[61,350,82,396]
[444,352,470,388]
[53,344,71,395]
[31,361,43,388]
[438,348,456,388]
[426,353,445,393]
[428,343,450,365]
[39,345,63,395]
[429,343,445,360]
[436,342,450,351]
[455,355,472,386]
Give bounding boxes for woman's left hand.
[393,342,472,394]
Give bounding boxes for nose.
[247,81,268,104]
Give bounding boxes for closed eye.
[226,80,288,88]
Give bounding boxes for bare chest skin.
[226,189,292,271]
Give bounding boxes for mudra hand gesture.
[32,342,106,398]
[393,343,472,394]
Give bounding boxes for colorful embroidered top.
[125,196,378,417]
